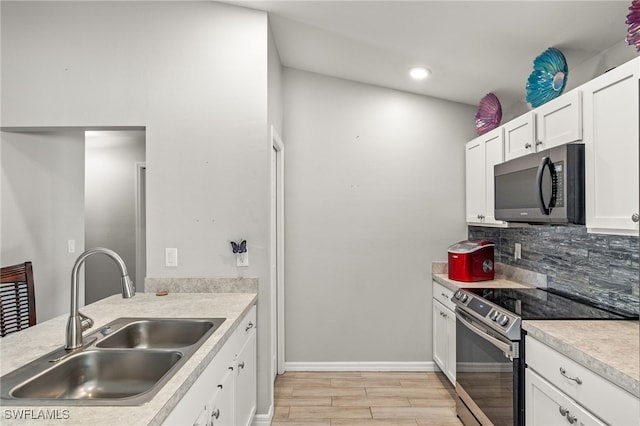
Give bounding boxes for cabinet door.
[526,368,606,426]
[483,132,505,225]
[235,329,257,426]
[210,369,235,426]
[535,90,582,150]
[583,58,639,235]
[504,112,536,160]
[432,299,447,374]
[466,127,505,225]
[466,138,485,224]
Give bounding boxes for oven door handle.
[456,310,516,359]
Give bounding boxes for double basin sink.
[0,317,225,405]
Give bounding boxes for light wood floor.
[271,371,464,426]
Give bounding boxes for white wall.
[85,130,145,304]
[1,130,85,322]
[282,69,475,365]
[1,0,274,416]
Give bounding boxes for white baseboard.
[283,361,437,372]
[252,405,273,426]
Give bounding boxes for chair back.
[1,261,36,337]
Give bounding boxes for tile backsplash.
[468,225,639,315]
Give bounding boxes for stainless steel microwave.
[494,144,585,224]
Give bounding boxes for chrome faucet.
[65,247,135,350]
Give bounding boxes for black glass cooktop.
[465,287,639,320]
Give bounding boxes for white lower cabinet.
[207,369,235,426]
[526,335,640,426]
[234,322,257,426]
[163,305,257,426]
[526,368,605,426]
[432,281,455,385]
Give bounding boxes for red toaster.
[448,240,495,282]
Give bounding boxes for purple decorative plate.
[475,93,502,136]
[627,0,640,51]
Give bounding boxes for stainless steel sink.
[96,318,216,349]
[11,350,182,400]
[0,317,225,405]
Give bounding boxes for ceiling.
[222,1,634,109]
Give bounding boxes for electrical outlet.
[236,251,249,267]
[514,243,522,260]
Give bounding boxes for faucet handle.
[78,311,94,332]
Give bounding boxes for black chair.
[1,261,36,337]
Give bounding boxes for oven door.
[455,308,521,426]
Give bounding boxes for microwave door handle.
[456,310,516,358]
[536,156,552,215]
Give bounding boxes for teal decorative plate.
[526,48,568,108]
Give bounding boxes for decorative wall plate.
[626,0,640,52]
[526,48,568,108]
[475,93,502,136]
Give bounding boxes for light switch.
[67,240,76,254]
[165,248,178,267]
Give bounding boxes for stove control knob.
[453,290,462,300]
[489,310,499,321]
[460,293,469,303]
[497,314,509,326]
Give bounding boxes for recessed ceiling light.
[409,67,431,80]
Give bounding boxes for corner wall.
[282,68,475,366]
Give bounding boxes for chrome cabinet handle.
[211,408,220,420]
[566,413,577,424]
[238,361,245,370]
[632,213,639,223]
[245,322,254,332]
[535,141,543,146]
[559,367,582,385]
[441,292,449,299]
[559,406,569,416]
[525,143,532,149]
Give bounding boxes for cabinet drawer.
[433,281,455,311]
[526,336,639,426]
[526,368,605,426]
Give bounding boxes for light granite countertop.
[523,320,640,398]
[431,261,545,292]
[433,273,534,292]
[0,292,257,425]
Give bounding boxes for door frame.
[270,126,285,377]
[134,162,146,292]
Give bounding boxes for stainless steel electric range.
[451,286,638,426]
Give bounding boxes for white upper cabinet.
[582,57,639,235]
[466,127,506,226]
[504,90,583,162]
[535,90,582,150]
[504,111,536,160]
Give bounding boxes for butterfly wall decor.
[230,240,247,254]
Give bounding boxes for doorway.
[84,130,146,303]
